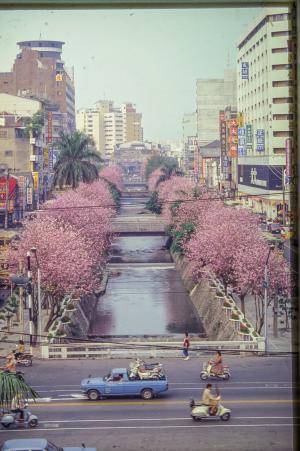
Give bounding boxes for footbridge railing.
[41,338,266,359]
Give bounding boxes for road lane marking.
[1,423,296,433]
[31,398,295,407]
[37,416,296,424]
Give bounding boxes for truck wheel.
[87,389,100,401]
[200,372,208,380]
[141,389,153,400]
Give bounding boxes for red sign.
[0,177,17,210]
[47,112,53,144]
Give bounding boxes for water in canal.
[89,198,205,337]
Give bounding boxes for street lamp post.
[263,244,275,355]
[26,251,33,355]
[31,247,42,345]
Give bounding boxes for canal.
[89,196,205,337]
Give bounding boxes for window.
[273,148,286,154]
[272,64,292,70]
[273,114,293,120]
[271,31,290,37]
[272,80,293,87]
[5,150,13,157]
[273,97,293,103]
[15,128,26,138]
[272,48,288,53]
[273,131,293,137]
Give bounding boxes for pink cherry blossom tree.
[99,165,124,192]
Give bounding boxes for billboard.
[238,127,246,156]
[241,62,249,80]
[256,129,265,152]
[238,165,283,190]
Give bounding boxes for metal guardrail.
[41,338,265,359]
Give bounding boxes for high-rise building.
[121,103,143,142]
[196,69,236,147]
[236,7,296,220]
[76,100,143,159]
[0,40,75,133]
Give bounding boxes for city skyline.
[0,7,272,142]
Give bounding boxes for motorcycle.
[200,361,230,380]
[13,350,33,367]
[189,398,231,422]
[1,405,38,429]
[129,359,164,380]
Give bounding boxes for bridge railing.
[41,338,266,359]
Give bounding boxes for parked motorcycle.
[129,359,164,380]
[189,398,231,422]
[13,350,33,367]
[200,361,231,380]
[1,406,38,429]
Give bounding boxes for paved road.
[0,356,297,451]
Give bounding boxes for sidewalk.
[232,292,293,353]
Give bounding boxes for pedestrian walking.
[182,331,190,360]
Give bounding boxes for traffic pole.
[26,251,33,354]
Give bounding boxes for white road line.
[2,423,295,432]
[38,416,295,424]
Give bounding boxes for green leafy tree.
[53,131,102,188]
[24,110,45,138]
[0,371,39,409]
[146,191,162,214]
[145,155,179,180]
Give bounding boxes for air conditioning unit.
[29,155,37,162]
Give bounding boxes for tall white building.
[76,100,143,158]
[236,7,295,220]
[196,68,237,147]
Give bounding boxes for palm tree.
[0,370,38,409]
[53,131,102,189]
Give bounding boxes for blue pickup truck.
[81,367,168,400]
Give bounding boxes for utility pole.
[263,244,275,355]
[26,251,33,354]
[31,247,42,345]
[4,168,10,229]
[282,169,286,227]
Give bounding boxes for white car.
[1,439,96,451]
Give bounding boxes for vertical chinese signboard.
[241,62,249,80]
[219,111,227,181]
[47,112,53,144]
[285,138,292,185]
[256,129,265,152]
[238,127,246,156]
[246,124,253,152]
[229,118,237,158]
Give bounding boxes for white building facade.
[236,7,295,221]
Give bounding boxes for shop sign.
[43,147,49,169]
[238,165,283,190]
[256,129,265,152]
[47,112,53,144]
[238,127,246,156]
[241,62,249,79]
[26,187,33,205]
[32,172,39,190]
[246,124,253,151]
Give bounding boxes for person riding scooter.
[201,383,220,415]
[14,339,25,360]
[11,393,26,422]
[208,350,223,376]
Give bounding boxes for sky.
[0,7,266,142]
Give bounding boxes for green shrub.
[146,191,162,214]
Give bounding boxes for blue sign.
[238,127,246,156]
[256,129,265,152]
[238,165,283,190]
[241,62,249,80]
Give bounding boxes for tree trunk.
[240,294,246,316]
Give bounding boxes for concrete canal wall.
[171,252,240,341]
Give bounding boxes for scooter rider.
[202,383,220,415]
[11,393,26,422]
[208,350,223,376]
[15,339,25,360]
[0,353,17,372]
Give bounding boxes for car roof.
[112,368,127,373]
[2,439,48,450]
